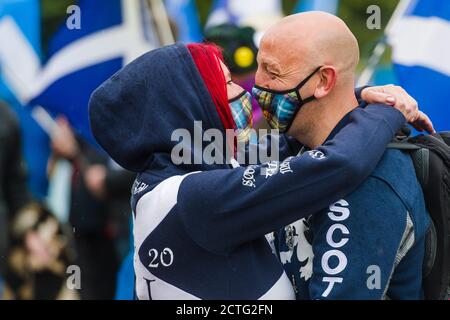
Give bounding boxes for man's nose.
[254,69,271,88]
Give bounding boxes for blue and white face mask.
[252,66,321,133]
[228,90,253,143]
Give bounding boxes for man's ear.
[314,66,337,99]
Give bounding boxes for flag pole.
[357,0,413,86]
[146,0,175,46]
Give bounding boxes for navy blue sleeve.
[277,135,303,161]
[355,86,370,108]
[241,133,303,165]
[177,105,405,254]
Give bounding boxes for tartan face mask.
[252,66,322,132]
[228,90,253,144]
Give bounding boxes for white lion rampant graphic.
[279,218,314,281]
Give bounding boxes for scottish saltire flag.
[206,0,282,29]
[31,0,160,144]
[0,0,40,102]
[205,0,238,27]
[388,0,450,131]
[164,0,202,42]
[3,0,159,145]
[0,0,51,199]
[294,0,339,14]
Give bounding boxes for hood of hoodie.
[89,43,231,180]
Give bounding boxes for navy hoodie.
[89,43,405,300]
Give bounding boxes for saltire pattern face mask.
[228,90,253,144]
[252,66,322,133]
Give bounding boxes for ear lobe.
[315,67,336,99]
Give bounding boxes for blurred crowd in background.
[0,0,448,299]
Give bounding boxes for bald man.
[253,12,430,299]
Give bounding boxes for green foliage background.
[41,0,399,67]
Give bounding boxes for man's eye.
[266,69,277,77]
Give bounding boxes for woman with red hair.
[187,43,253,147]
[90,43,414,299]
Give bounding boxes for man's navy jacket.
[276,114,430,300]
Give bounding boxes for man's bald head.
[256,12,359,90]
[255,12,361,148]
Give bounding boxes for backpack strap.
[423,219,438,278]
[387,141,430,187]
[387,142,421,150]
[438,131,450,146]
[410,134,450,167]
[387,132,450,188]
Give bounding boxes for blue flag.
[294,0,339,14]
[164,0,202,42]
[388,0,450,131]
[0,0,40,101]
[0,0,50,199]
[206,0,282,29]
[27,0,159,145]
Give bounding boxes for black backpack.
[388,131,450,300]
